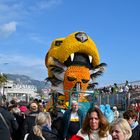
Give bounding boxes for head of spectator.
[12,96,18,102]
[112,106,119,120]
[35,112,51,129]
[20,105,28,113]
[110,118,132,140]
[80,107,110,138]
[113,106,117,111]
[50,107,63,121]
[33,98,39,104]
[10,99,17,105]
[32,112,52,139]
[30,102,38,112]
[129,103,135,110]
[12,106,21,114]
[8,99,18,111]
[38,102,44,112]
[123,109,139,130]
[71,100,78,112]
[125,80,129,86]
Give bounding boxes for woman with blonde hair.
[24,112,60,140]
[77,107,112,140]
[110,118,132,140]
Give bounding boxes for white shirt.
[70,112,79,122]
[77,129,112,140]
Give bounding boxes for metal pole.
[99,94,101,105]
[116,93,118,106]
[107,94,109,104]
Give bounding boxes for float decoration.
[45,31,107,108]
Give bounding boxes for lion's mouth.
[64,52,93,68]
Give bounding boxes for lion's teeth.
[89,55,92,63]
[70,53,74,61]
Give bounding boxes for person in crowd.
[9,99,16,107]
[19,105,28,119]
[38,102,45,112]
[123,109,140,140]
[113,83,118,93]
[8,102,20,113]
[104,104,114,123]
[77,107,112,140]
[21,102,39,140]
[50,107,63,121]
[24,112,60,140]
[113,106,119,120]
[110,118,132,140]
[69,135,84,140]
[51,107,64,140]
[8,102,24,140]
[63,100,84,140]
[100,104,114,123]
[99,104,105,114]
[137,102,140,124]
[0,96,19,140]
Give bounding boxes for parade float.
[45,31,106,112]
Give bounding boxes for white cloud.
[0,1,62,38]
[29,34,51,46]
[0,53,47,80]
[0,53,44,67]
[0,21,17,38]
[30,0,62,11]
[0,0,62,21]
[0,2,24,23]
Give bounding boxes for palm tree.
[0,73,7,85]
[0,73,7,96]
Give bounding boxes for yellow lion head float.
[45,31,106,101]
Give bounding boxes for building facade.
[0,80,37,102]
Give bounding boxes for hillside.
[6,73,46,92]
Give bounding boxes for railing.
[48,89,129,111]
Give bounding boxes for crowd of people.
[97,80,140,95]
[0,94,140,140]
[95,81,140,112]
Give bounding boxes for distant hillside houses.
[6,73,46,92]
[0,80,38,102]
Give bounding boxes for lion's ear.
[90,63,107,80]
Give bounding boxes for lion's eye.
[82,79,89,83]
[55,40,63,46]
[67,76,76,81]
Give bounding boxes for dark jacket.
[63,109,84,138]
[21,111,39,140]
[26,131,43,140]
[42,126,60,140]
[12,112,25,140]
[26,126,60,140]
[52,116,64,140]
[130,124,140,140]
[0,107,18,140]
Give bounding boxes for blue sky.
[0,0,140,87]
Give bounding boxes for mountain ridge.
[5,73,46,92]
